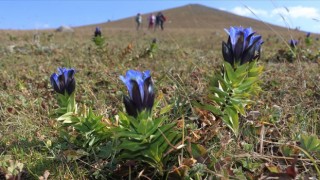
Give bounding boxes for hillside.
[80,4,295,34]
[0,3,306,41]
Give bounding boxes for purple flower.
[50,67,76,95]
[306,32,311,38]
[120,70,155,117]
[94,27,102,37]
[222,26,263,67]
[289,39,298,48]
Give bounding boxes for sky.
[1,0,320,33]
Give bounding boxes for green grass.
[0,28,320,179]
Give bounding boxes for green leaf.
[266,164,281,173]
[217,74,232,90]
[208,94,225,105]
[57,112,79,124]
[149,144,161,163]
[117,139,147,151]
[280,145,297,157]
[114,131,145,140]
[118,111,130,127]
[160,104,173,115]
[144,117,166,137]
[97,142,113,158]
[88,136,96,147]
[153,123,177,140]
[224,62,237,83]
[237,77,258,91]
[193,101,221,114]
[67,92,76,113]
[223,107,239,136]
[137,117,150,134]
[191,143,207,159]
[209,86,229,97]
[158,131,179,154]
[196,103,222,116]
[235,62,248,75]
[300,134,320,153]
[230,99,246,115]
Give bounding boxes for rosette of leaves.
[57,107,111,153]
[113,70,180,174]
[197,27,263,136]
[113,111,180,174]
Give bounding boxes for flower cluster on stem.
[120,70,155,117]
[222,26,263,68]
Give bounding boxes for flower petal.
[123,95,138,117]
[142,77,155,112]
[120,70,155,117]
[222,41,234,65]
[58,73,65,94]
[50,74,60,93]
[51,67,76,95]
[130,79,143,112]
[241,36,262,64]
[233,31,244,61]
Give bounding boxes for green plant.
[53,92,77,117]
[114,70,181,175]
[112,111,180,175]
[136,38,158,59]
[57,107,111,151]
[300,134,320,153]
[92,36,105,48]
[197,61,263,136]
[50,67,111,155]
[146,38,158,58]
[305,32,312,46]
[196,26,263,136]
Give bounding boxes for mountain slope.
[83,4,293,33]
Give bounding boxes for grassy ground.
[0,28,320,179]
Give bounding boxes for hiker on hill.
[135,13,142,30]
[155,12,166,31]
[148,14,156,30]
[94,27,102,37]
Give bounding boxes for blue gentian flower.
[120,70,155,117]
[50,67,76,95]
[222,26,263,67]
[306,32,311,38]
[289,39,298,48]
[94,27,102,37]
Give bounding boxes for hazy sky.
[1,0,320,33]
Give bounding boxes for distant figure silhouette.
[94,27,102,37]
[135,13,142,30]
[148,14,156,30]
[155,12,166,31]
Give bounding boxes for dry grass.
[0,4,320,179]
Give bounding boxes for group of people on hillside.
[135,12,166,31]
